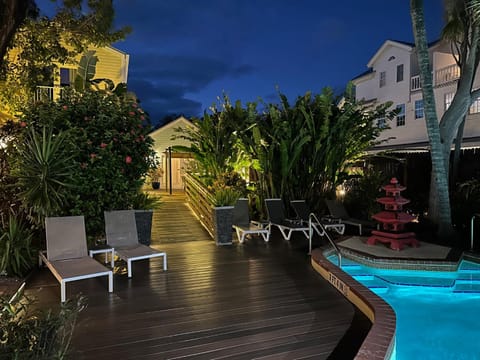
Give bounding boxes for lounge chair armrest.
[251,220,268,229]
[321,216,341,224]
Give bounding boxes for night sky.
[35,1,444,125]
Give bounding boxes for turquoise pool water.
[328,256,480,360]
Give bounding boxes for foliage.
[451,179,480,232]
[211,171,247,197]
[0,120,23,227]
[211,187,242,207]
[11,126,76,226]
[0,1,130,121]
[147,166,163,183]
[17,89,156,238]
[0,294,87,359]
[343,168,388,220]
[0,215,34,277]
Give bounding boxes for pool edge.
[311,248,396,360]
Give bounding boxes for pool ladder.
[308,213,342,267]
[471,213,480,250]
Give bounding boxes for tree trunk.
[411,0,453,237]
[451,115,466,190]
[0,0,35,62]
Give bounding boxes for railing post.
[471,214,480,250]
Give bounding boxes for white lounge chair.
[290,200,345,235]
[232,198,269,243]
[264,198,309,241]
[39,216,113,303]
[104,210,167,278]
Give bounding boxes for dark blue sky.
[36,1,444,125]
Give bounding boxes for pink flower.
[100,142,107,148]
[80,163,87,169]
[140,115,145,121]
[129,111,135,116]
[125,155,132,164]
[62,105,68,110]
[20,121,27,128]
[132,103,138,108]
[90,153,97,159]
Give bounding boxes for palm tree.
[410,0,480,238]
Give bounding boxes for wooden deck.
[25,192,369,359]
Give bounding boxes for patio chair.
[290,200,345,236]
[325,199,377,235]
[264,198,309,241]
[39,216,113,303]
[104,210,167,277]
[232,198,269,243]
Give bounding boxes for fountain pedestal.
[367,178,419,251]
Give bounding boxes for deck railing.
[435,64,460,87]
[183,173,215,238]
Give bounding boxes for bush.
[0,294,86,359]
[18,89,156,238]
[0,215,34,277]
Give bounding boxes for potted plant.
[211,187,241,246]
[148,167,164,190]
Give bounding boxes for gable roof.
[149,116,195,153]
[367,40,414,68]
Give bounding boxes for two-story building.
[353,39,480,188]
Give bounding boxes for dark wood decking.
[25,192,367,359]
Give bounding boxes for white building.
[353,39,480,152]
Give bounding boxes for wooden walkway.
[25,192,369,359]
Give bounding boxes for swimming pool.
[328,256,480,360]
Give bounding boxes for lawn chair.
[264,198,309,241]
[232,198,269,243]
[104,210,167,277]
[290,200,345,236]
[39,216,113,303]
[325,199,377,235]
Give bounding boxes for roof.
[367,40,414,68]
[352,68,374,82]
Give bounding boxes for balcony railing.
[435,64,460,87]
[33,85,65,103]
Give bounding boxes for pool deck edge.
[311,248,396,360]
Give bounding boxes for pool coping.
[311,247,396,360]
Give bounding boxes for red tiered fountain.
[367,177,420,251]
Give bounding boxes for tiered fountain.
[368,177,419,251]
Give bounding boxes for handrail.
[183,173,215,238]
[308,212,342,267]
[471,213,480,250]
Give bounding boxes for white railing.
[435,64,460,86]
[410,75,421,91]
[34,86,54,102]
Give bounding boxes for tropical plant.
[11,126,76,226]
[0,294,87,359]
[0,215,34,277]
[212,187,241,207]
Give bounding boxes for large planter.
[213,206,234,246]
[135,210,153,246]
[151,181,160,190]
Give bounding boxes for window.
[60,68,76,87]
[397,64,404,82]
[415,100,424,119]
[376,117,386,128]
[445,92,454,111]
[396,104,405,126]
[470,96,480,114]
[379,71,386,88]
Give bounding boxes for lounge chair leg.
[108,272,113,293]
[127,260,132,278]
[163,254,167,270]
[61,281,66,303]
[359,225,362,236]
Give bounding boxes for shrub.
[0,215,35,277]
[0,294,87,359]
[18,89,156,238]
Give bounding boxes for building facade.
[353,39,480,152]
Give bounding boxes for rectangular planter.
[213,206,234,245]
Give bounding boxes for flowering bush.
[18,89,156,237]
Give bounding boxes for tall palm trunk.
[411,0,453,236]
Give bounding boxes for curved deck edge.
[311,248,396,360]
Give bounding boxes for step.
[458,261,480,272]
[361,278,389,294]
[377,275,454,288]
[455,275,480,284]
[453,283,480,293]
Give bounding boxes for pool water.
[328,256,480,360]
